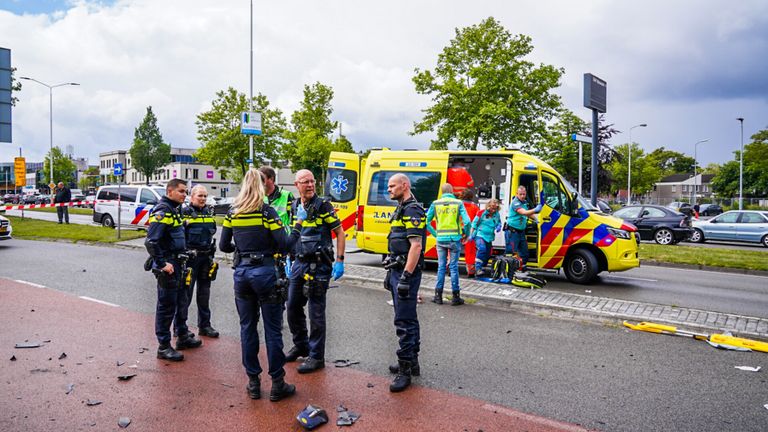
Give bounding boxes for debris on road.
[58,352,67,360]
[624,321,768,353]
[117,360,125,366]
[336,404,361,427]
[297,404,328,430]
[10,355,16,361]
[333,359,360,368]
[118,417,131,428]
[14,341,42,348]
[734,366,761,372]
[65,383,74,394]
[117,374,137,381]
[86,399,102,406]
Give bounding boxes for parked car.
[690,210,768,247]
[596,198,612,214]
[612,204,692,245]
[698,203,723,216]
[70,188,86,205]
[667,201,693,216]
[212,197,235,215]
[0,214,12,240]
[84,194,97,208]
[22,194,40,205]
[93,185,165,228]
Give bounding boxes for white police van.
[93,185,166,228]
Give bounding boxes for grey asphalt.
[0,238,765,432]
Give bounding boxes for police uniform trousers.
[234,261,287,380]
[156,260,190,345]
[185,253,213,329]
[286,260,331,360]
[387,267,422,361]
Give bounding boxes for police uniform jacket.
[145,196,186,268]
[388,196,427,264]
[219,204,288,259]
[287,195,341,261]
[182,204,217,251]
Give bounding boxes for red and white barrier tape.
[1,200,111,211]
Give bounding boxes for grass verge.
[18,207,93,216]
[640,243,768,272]
[6,216,145,243]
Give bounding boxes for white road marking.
[603,275,658,282]
[79,296,119,307]
[14,280,47,288]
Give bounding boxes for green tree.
[411,17,563,150]
[196,87,288,180]
[645,147,695,174]
[710,160,740,197]
[284,82,350,179]
[10,67,22,106]
[702,163,721,175]
[129,106,171,185]
[42,146,77,185]
[77,166,100,190]
[608,143,658,197]
[743,129,768,196]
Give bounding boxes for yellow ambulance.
[323,149,640,284]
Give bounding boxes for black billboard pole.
[583,73,607,206]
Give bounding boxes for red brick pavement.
[0,278,592,431]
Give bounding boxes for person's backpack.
[491,255,522,281]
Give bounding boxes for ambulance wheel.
[564,249,598,284]
[102,214,115,228]
[690,229,705,243]
[654,228,674,245]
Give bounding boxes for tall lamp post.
[693,139,710,205]
[627,123,647,204]
[737,117,744,210]
[19,77,80,186]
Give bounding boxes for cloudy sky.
[1,0,767,169]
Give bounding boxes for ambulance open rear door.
[325,152,360,239]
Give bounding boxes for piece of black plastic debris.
[43,340,51,343]
[65,383,75,394]
[59,353,67,360]
[14,341,42,349]
[117,374,137,381]
[86,399,102,406]
[117,361,125,366]
[506,330,512,334]
[82,269,86,272]
[30,368,50,373]
[366,383,374,388]
[118,417,131,428]
[48,357,52,361]
[31,309,35,312]
[138,347,148,354]
[10,355,16,361]
[336,404,347,412]
[333,359,360,368]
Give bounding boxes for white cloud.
[2,0,767,168]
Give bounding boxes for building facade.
[649,173,715,205]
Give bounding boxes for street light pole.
[693,139,710,206]
[248,0,254,169]
[737,117,744,210]
[627,123,647,204]
[19,77,79,186]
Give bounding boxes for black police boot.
[431,290,443,304]
[157,344,184,362]
[284,345,309,362]
[176,332,203,350]
[389,359,412,393]
[297,357,325,374]
[269,377,296,402]
[388,357,420,376]
[199,326,220,338]
[451,291,465,306]
[246,375,261,400]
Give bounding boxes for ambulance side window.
[541,173,572,214]
[367,171,441,208]
[324,168,357,203]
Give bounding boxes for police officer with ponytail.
[219,169,295,402]
[284,169,345,374]
[384,173,426,392]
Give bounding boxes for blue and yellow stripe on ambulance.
[538,207,617,269]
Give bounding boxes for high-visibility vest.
[266,188,292,229]
[434,197,463,237]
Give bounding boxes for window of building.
[220,171,226,180]
[192,169,199,179]
[671,185,676,192]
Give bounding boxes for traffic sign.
[241,112,262,135]
[571,134,592,143]
[113,163,123,176]
[14,157,25,187]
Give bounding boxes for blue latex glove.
[285,257,292,276]
[296,203,308,221]
[332,261,345,280]
[495,224,502,233]
[533,203,543,213]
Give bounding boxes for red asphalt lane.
[0,278,592,432]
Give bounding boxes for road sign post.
[114,163,123,239]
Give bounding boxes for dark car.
[22,194,41,205]
[667,201,693,216]
[612,205,692,245]
[212,197,235,215]
[698,203,723,216]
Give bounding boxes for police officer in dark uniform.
[145,179,201,362]
[182,184,219,338]
[384,173,426,392]
[284,169,345,374]
[219,169,295,402]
